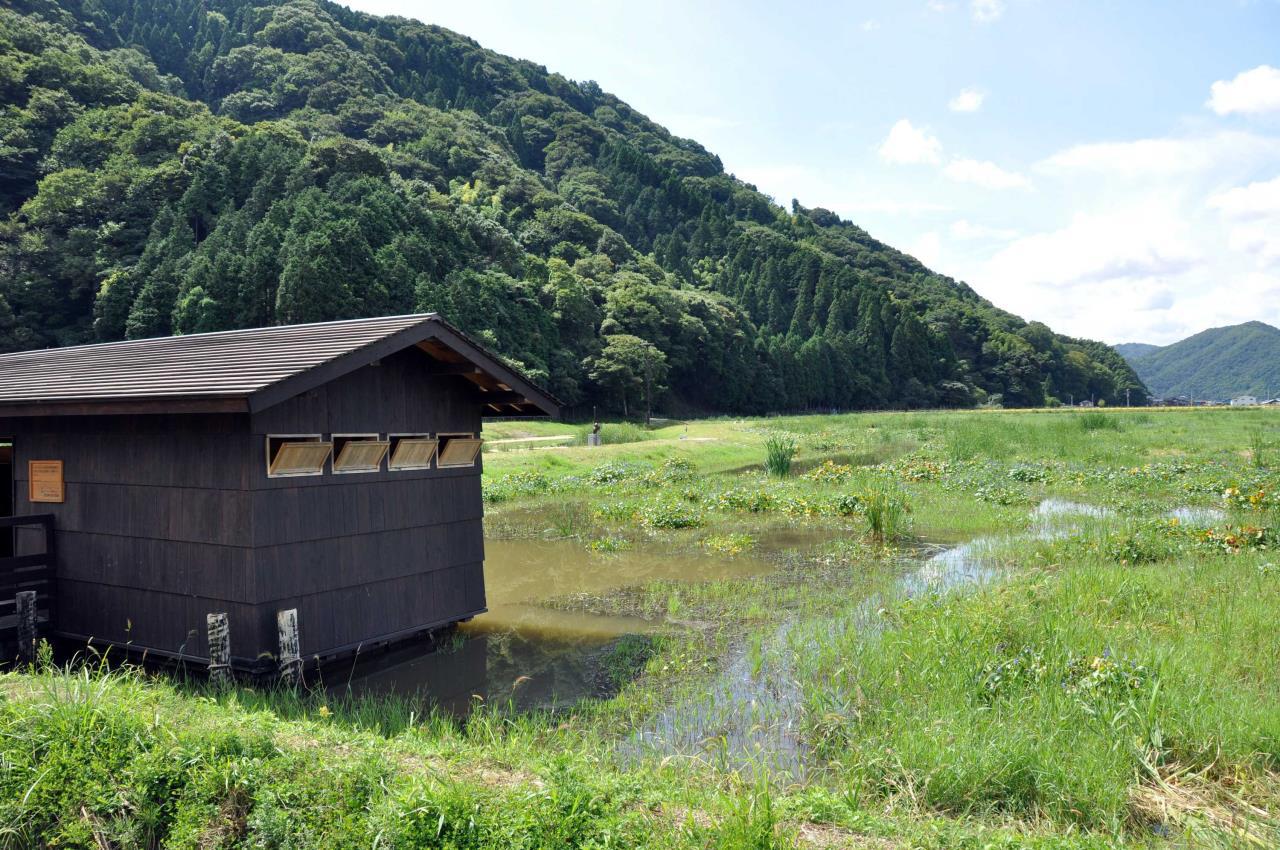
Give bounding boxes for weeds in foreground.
[712,779,790,849]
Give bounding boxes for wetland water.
[332,498,1114,772]
[330,531,810,710]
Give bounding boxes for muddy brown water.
[330,529,834,711]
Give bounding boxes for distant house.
[1076,400,1094,408]
[0,314,559,673]
[1231,395,1260,407]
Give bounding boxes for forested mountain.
[1113,342,1159,360]
[0,0,1146,413]
[1119,322,1280,401]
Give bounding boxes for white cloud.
[879,119,943,165]
[985,203,1201,290]
[1208,175,1280,219]
[861,19,880,31]
[1207,65,1280,116]
[908,231,943,267]
[948,88,985,113]
[950,219,1018,240]
[970,0,1006,23]
[1225,223,1280,267]
[1209,176,1280,268]
[926,1,954,12]
[943,157,1031,189]
[1039,132,1277,177]
[960,199,1231,343]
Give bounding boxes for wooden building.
[0,314,558,672]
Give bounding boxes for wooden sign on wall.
[29,460,64,503]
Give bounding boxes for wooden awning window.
[389,435,438,470]
[333,434,390,473]
[267,435,331,477]
[437,434,483,468]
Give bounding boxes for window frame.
[387,433,438,471]
[436,432,483,469]
[331,433,390,475]
[265,434,331,479]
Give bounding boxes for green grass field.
[4,407,1280,848]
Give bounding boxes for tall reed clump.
[860,483,910,543]
[1077,411,1121,432]
[580,421,653,445]
[1251,428,1273,469]
[763,434,797,478]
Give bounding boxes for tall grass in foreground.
[792,530,1280,842]
[0,659,796,850]
[762,433,797,477]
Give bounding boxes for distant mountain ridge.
[1113,342,1160,360]
[1117,321,1280,400]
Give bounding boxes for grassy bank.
[4,407,1279,847]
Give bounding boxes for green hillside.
[1113,342,1159,360]
[1120,321,1280,400]
[0,0,1146,413]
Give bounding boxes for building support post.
[277,608,302,686]
[15,591,37,666]
[206,612,231,687]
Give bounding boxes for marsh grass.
[10,408,1280,848]
[859,482,911,543]
[763,433,797,477]
[1250,427,1274,469]
[1077,410,1122,431]
[586,421,653,445]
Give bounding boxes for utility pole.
[1126,388,1130,408]
[643,358,653,426]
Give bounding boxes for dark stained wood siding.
[1,413,255,660]
[248,349,487,659]
[0,345,492,667]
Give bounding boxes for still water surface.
[330,532,795,710]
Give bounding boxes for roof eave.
[245,315,560,418]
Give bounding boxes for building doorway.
[0,441,12,558]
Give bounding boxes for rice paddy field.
[4,407,1280,848]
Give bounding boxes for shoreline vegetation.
[5,407,1280,848]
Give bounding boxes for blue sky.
[343,0,1280,345]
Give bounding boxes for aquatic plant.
[763,434,797,478]
[859,483,911,543]
[589,535,633,553]
[646,456,697,485]
[483,469,553,503]
[802,459,854,484]
[588,460,652,485]
[701,533,757,556]
[638,500,702,529]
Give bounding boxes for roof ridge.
[0,313,439,360]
